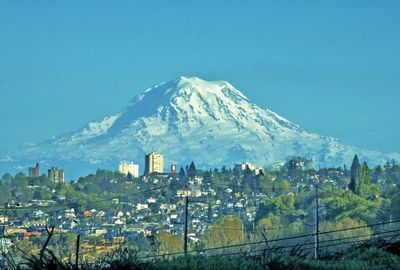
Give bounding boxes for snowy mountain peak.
[116,76,254,133]
[136,76,249,104]
[174,76,249,101]
[2,76,399,179]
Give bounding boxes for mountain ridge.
[1,76,399,179]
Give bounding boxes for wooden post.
[184,196,189,255]
[75,234,81,270]
[314,185,319,259]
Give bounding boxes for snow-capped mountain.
[1,76,399,179]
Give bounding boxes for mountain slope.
[1,76,399,179]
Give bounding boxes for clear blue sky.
[1,1,399,154]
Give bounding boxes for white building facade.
[119,162,139,178]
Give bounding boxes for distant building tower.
[119,162,139,178]
[171,164,177,174]
[144,152,164,175]
[48,167,64,183]
[28,163,40,177]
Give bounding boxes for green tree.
[0,183,12,204]
[203,215,245,248]
[357,162,374,197]
[188,161,197,180]
[257,214,283,240]
[12,172,31,201]
[179,166,186,182]
[322,188,383,222]
[319,217,371,252]
[275,179,290,195]
[30,173,53,187]
[254,193,297,223]
[156,231,183,254]
[49,232,77,260]
[390,192,400,220]
[257,214,304,241]
[32,189,42,200]
[1,173,13,185]
[349,154,360,194]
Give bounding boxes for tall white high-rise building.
[119,162,139,178]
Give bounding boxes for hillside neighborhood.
[2,151,400,266]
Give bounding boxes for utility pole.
[75,234,81,270]
[184,196,189,255]
[314,185,319,259]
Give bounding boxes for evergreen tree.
[0,183,11,204]
[244,165,252,177]
[343,164,348,176]
[179,166,185,182]
[349,154,360,194]
[33,189,42,200]
[372,165,383,184]
[272,183,276,196]
[358,162,372,196]
[391,159,396,167]
[1,173,13,187]
[384,161,391,171]
[188,161,197,179]
[240,165,253,191]
[221,165,227,173]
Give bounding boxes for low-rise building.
[64,208,76,219]
[0,215,8,223]
[176,189,191,197]
[234,162,263,175]
[94,229,108,236]
[136,203,149,211]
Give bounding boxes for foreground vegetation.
[19,240,400,270]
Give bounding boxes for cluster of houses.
[0,161,270,254]
[0,156,346,259]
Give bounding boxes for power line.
[204,226,286,232]
[185,229,400,259]
[220,234,400,259]
[138,218,400,259]
[3,214,400,263]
